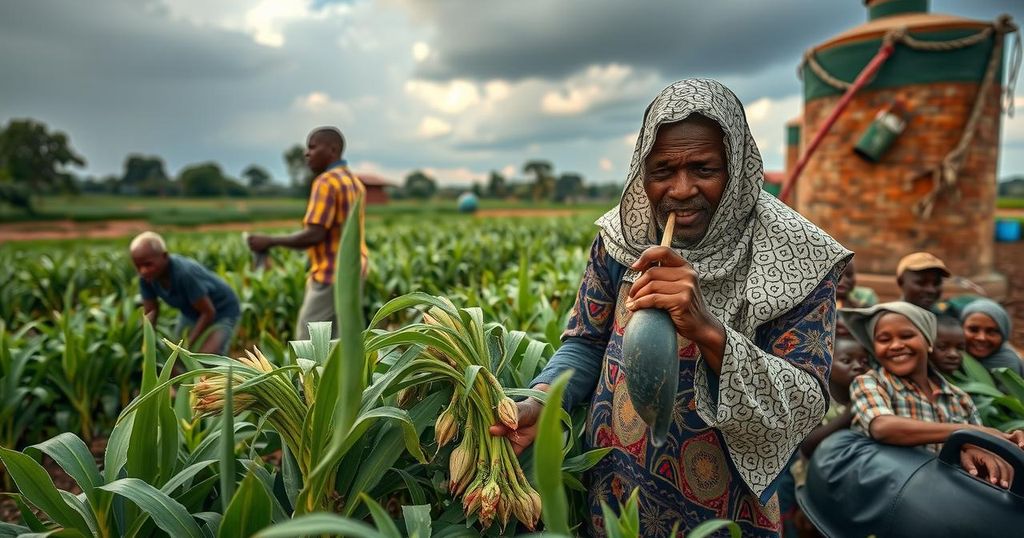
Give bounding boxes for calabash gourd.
[621,217,678,447]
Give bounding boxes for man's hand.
[247,234,273,253]
[961,444,1015,489]
[625,246,726,371]
[489,397,544,455]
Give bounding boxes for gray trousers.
[295,279,337,340]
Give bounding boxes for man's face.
[931,324,965,375]
[643,116,727,247]
[305,134,337,175]
[132,247,169,283]
[898,269,944,310]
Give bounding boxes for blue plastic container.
[995,219,1021,242]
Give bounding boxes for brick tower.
[789,0,1016,299]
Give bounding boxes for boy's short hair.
[130,231,166,253]
[935,314,962,331]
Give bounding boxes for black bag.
[797,429,1024,538]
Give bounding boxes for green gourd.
[621,217,678,447]
[622,308,678,446]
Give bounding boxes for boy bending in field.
[130,231,241,355]
[841,302,1024,489]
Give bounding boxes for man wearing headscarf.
[491,79,850,537]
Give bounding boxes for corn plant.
[0,323,54,469]
[952,355,1024,431]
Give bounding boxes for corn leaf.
[220,364,236,512]
[368,293,460,329]
[960,354,995,386]
[0,447,92,535]
[160,460,217,496]
[402,504,432,538]
[361,493,401,538]
[300,195,367,511]
[254,513,385,538]
[100,478,204,538]
[26,433,103,505]
[534,370,573,535]
[217,472,273,538]
[687,519,742,538]
[993,368,1024,403]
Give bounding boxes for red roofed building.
[356,173,394,205]
[763,171,785,197]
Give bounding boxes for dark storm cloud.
[0,1,284,93]
[409,1,864,87]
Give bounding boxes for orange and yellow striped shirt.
[303,163,367,284]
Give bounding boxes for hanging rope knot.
[995,14,1018,35]
[913,15,1018,218]
[884,27,907,47]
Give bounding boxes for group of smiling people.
[836,251,1022,377]
[781,250,1024,537]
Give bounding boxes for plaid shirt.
[851,367,980,453]
[303,162,367,284]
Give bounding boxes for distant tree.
[554,172,584,203]
[121,154,171,196]
[404,170,437,199]
[242,165,273,189]
[0,119,85,210]
[122,155,168,185]
[283,145,310,192]
[471,181,483,198]
[178,162,247,197]
[486,170,507,198]
[523,159,555,200]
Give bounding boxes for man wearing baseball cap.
[896,251,951,313]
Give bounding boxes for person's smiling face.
[873,312,929,378]
[963,312,1004,360]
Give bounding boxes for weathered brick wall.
[796,81,1002,278]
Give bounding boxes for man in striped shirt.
[247,127,367,339]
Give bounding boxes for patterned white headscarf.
[597,78,850,336]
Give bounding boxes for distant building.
[356,173,393,204]
[763,171,785,197]
[998,177,1024,198]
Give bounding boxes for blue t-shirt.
[140,254,240,322]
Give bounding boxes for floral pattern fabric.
[558,236,839,538]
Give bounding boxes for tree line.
[0,118,621,212]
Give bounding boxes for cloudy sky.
[1,0,1021,186]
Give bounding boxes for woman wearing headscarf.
[492,79,851,537]
[960,299,1024,376]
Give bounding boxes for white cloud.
[412,41,430,62]
[405,79,483,115]
[742,94,802,171]
[1004,97,1024,144]
[540,64,643,116]
[598,157,613,171]
[417,116,453,138]
[158,0,353,48]
[245,0,313,47]
[501,164,517,177]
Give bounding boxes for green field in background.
[0,195,613,227]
